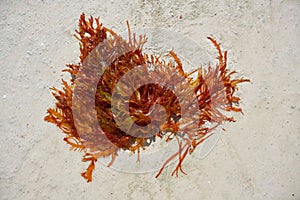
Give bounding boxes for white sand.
[0,0,299,199]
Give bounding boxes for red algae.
[44,13,249,182]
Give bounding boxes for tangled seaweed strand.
[44,13,249,182]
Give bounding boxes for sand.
[0,0,299,199]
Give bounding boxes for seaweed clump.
[44,13,249,182]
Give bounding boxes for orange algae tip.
[44,13,250,182]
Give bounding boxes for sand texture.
[0,0,299,199]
